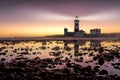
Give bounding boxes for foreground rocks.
[0,58,120,80]
[0,40,120,80]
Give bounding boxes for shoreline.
[0,37,120,41]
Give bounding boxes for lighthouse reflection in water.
[0,40,120,75]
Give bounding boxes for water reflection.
[0,40,120,77]
[64,40,86,54]
[90,40,101,48]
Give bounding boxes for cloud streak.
[0,9,119,23]
[29,11,73,21]
[80,11,119,21]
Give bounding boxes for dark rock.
[114,66,119,69]
[98,47,104,53]
[111,63,115,66]
[52,46,60,51]
[31,76,42,80]
[93,55,100,61]
[1,58,6,62]
[4,74,16,80]
[65,57,71,62]
[0,52,6,55]
[64,75,78,80]
[63,68,70,73]
[40,46,46,50]
[98,58,105,66]
[49,51,61,57]
[99,70,108,75]
[66,63,72,68]
[95,77,107,80]
[84,66,92,72]
[73,64,82,72]
[89,52,94,56]
[93,66,100,73]
[64,47,71,51]
[116,63,120,65]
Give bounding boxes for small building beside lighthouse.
[90,29,101,36]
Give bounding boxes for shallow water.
[0,40,120,76]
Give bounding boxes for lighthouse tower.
[74,16,79,32]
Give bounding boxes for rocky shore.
[0,40,120,80]
[0,57,120,80]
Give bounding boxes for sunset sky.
[0,0,120,37]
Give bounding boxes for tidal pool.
[0,40,120,77]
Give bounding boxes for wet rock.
[47,75,56,80]
[37,52,41,54]
[52,46,60,51]
[89,52,94,56]
[79,57,83,61]
[64,47,71,51]
[115,76,120,80]
[93,54,100,61]
[98,47,104,53]
[84,66,92,72]
[1,58,6,62]
[40,46,46,50]
[63,68,70,73]
[111,63,115,66]
[99,70,108,75]
[20,52,29,55]
[65,57,71,62]
[49,51,61,57]
[104,55,114,61]
[33,52,37,55]
[21,48,24,51]
[114,66,119,69]
[53,72,62,79]
[39,71,48,79]
[30,48,32,51]
[15,57,27,61]
[115,63,120,65]
[94,66,100,69]
[13,49,17,53]
[0,66,25,75]
[93,66,100,73]
[95,77,107,80]
[66,63,72,68]
[43,58,53,63]
[64,75,78,80]
[5,50,8,53]
[4,74,16,80]
[98,57,105,66]
[34,57,40,60]
[0,52,6,55]
[31,76,42,80]
[67,53,71,55]
[78,53,82,56]
[73,64,82,72]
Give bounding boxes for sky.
[0,0,120,37]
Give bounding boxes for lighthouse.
[74,16,79,32]
[64,16,86,36]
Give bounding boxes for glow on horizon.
[1,22,120,37]
[0,10,120,37]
